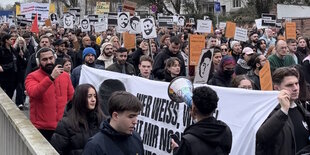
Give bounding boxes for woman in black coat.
[51,84,105,155]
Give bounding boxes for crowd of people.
[0,14,310,155]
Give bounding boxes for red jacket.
[25,68,74,130]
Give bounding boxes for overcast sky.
[0,1,22,7]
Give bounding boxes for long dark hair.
[68,84,104,132]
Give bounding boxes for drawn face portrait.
[178,17,184,25]
[65,15,72,26]
[119,13,129,28]
[81,19,88,29]
[51,14,57,21]
[130,16,140,30]
[143,19,153,36]
[199,51,212,78]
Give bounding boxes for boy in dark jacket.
[171,86,232,155]
[83,91,144,155]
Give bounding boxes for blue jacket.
[82,119,144,155]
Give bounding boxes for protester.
[171,86,232,155]
[71,47,104,88]
[95,42,115,69]
[220,44,229,56]
[51,84,105,155]
[287,39,299,64]
[292,65,310,111]
[62,55,72,75]
[208,55,236,87]
[0,33,19,99]
[297,37,310,64]
[13,36,29,109]
[82,91,144,155]
[106,47,135,75]
[128,39,150,74]
[256,67,310,155]
[229,40,242,62]
[138,55,154,80]
[153,36,185,80]
[256,39,267,56]
[259,28,276,49]
[268,40,296,72]
[25,47,74,141]
[163,57,181,82]
[235,47,254,75]
[246,53,267,90]
[75,36,92,68]
[231,75,254,90]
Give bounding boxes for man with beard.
[143,18,154,36]
[25,35,52,79]
[287,39,298,64]
[247,53,267,90]
[74,36,92,68]
[71,47,104,88]
[25,48,74,142]
[107,47,135,75]
[96,42,115,69]
[246,32,259,47]
[118,12,129,28]
[153,36,186,80]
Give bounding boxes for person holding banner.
[138,55,154,80]
[82,91,144,155]
[163,57,181,82]
[256,67,310,155]
[171,86,232,155]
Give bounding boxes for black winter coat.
[50,111,101,155]
[152,47,185,80]
[82,119,144,155]
[173,117,232,155]
[208,72,233,87]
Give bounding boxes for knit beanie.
[230,41,240,49]
[220,55,236,68]
[100,42,113,53]
[83,47,96,60]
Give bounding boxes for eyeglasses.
[221,48,228,51]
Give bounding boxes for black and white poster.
[261,14,276,27]
[194,49,213,83]
[117,12,130,32]
[177,16,185,26]
[63,14,74,29]
[141,17,157,39]
[129,16,141,34]
[80,18,90,32]
[158,16,173,27]
[50,13,58,24]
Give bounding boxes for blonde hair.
[13,36,27,51]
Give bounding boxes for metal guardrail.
[0,88,59,155]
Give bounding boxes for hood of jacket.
[184,117,232,149]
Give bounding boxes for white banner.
[80,65,278,155]
[20,2,49,21]
[234,27,248,42]
[95,22,108,33]
[196,20,212,33]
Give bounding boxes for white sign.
[196,20,212,33]
[80,65,279,155]
[194,49,213,83]
[277,4,310,19]
[63,14,74,29]
[129,16,141,34]
[117,12,130,32]
[177,16,185,26]
[20,2,50,21]
[141,17,157,39]
[80,18,90,32]
[219,22,226,29]
[255,18,267,29]
[234,27,248,42]
[95,22,108,33]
